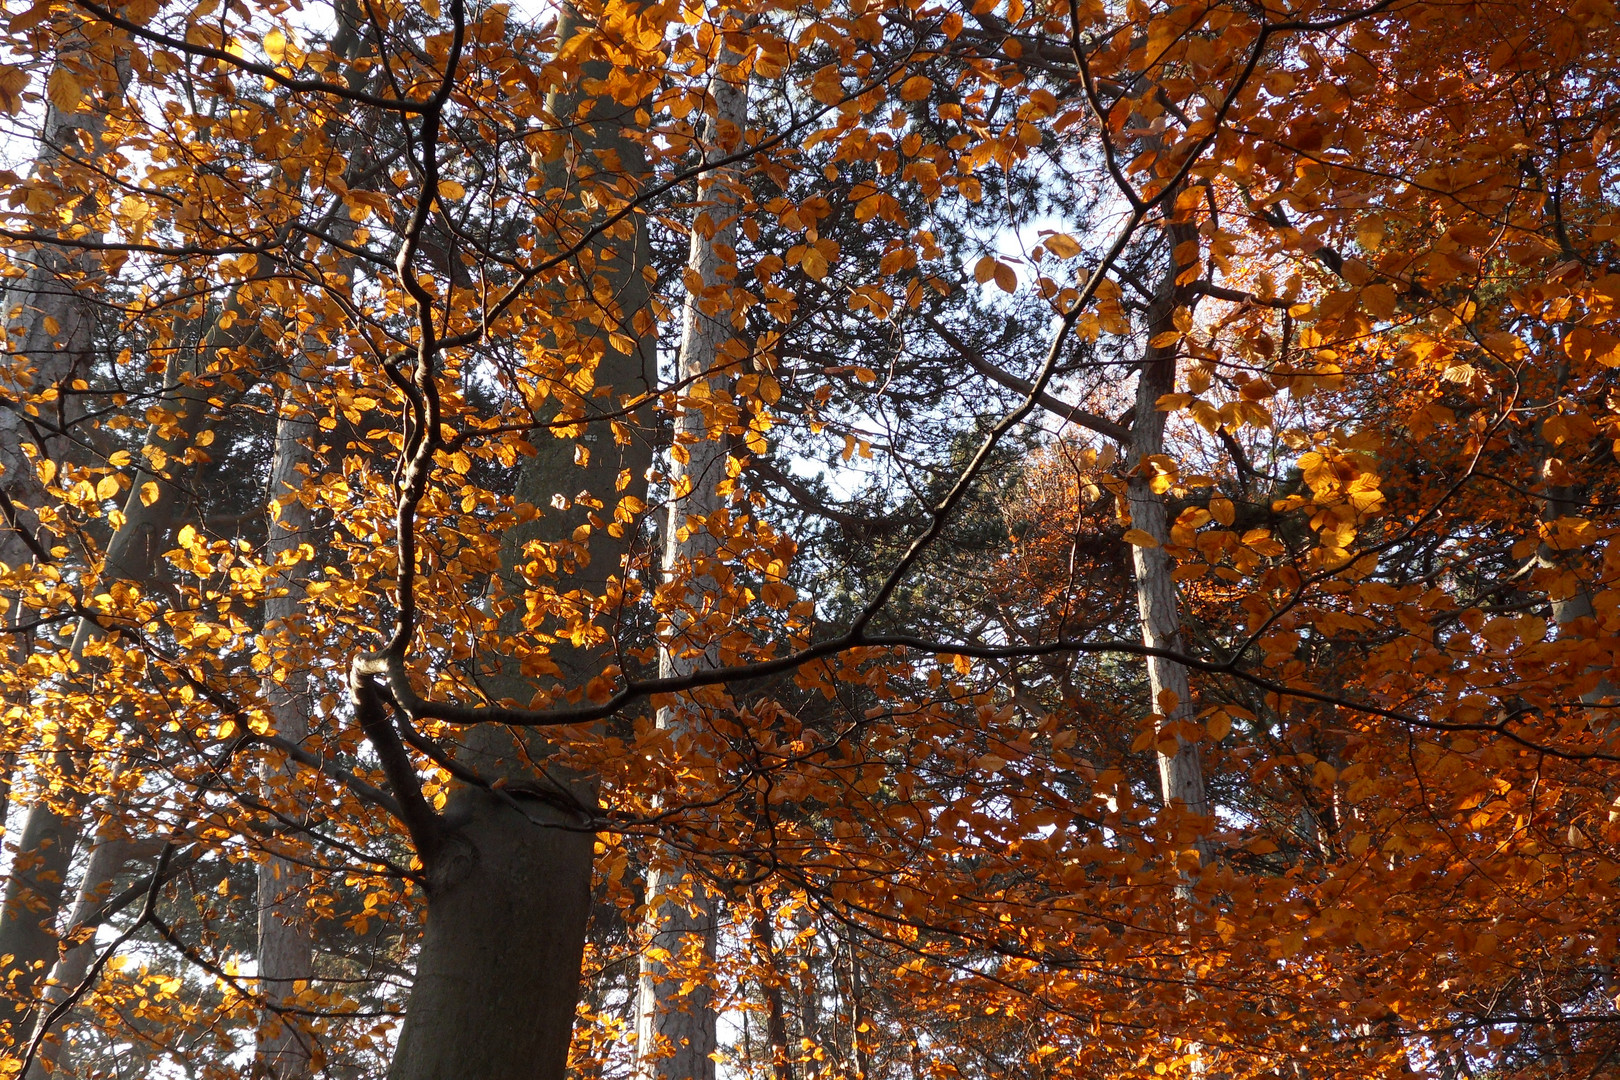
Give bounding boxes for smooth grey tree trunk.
[1124,230,1212,838]
[384,7,654,1077]
[254,11,370,1068]
[633,39,748,1080]
[253,375,319,1079]
[24,833,161,1076]
[0,297,247,1044]
[0,51,125,1044]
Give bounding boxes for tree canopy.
[0,0,1618,1077]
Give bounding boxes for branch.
[74,0,440,114]
[746,456,916,537]
[1190,281,1293,308]
[0,487,55,563]
[19,845,175,1076]
[925,315,1128,443]
[65,844,202,939]
[350,669,444,863]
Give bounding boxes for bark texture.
[633,43,748,1080]
[253,377,319,1079]
[384,7,654,1076]
[0,51,124,1042]
[25,834,159,1076]
[1125,221,1211,834]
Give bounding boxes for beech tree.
[1,0,1619,1078]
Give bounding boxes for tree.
[633,25,750,1080]
[2,0,1620,1078]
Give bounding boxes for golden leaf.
[46,68,81,115]
[899,75,933,102]
[1045,233,1082,259]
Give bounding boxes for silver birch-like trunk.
[253,376,319,1079]
[633,43,748,1080]
[1125,223,1211,839]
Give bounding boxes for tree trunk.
[254,10,371,1068]
[384,7,654,1076]
[0,44,121,567]
[0,49,126,1043]
[253,376,319,1080]
[752,902,794,1080]
[385,789,599,1080]
[0,295,244,1044]
[25,833,160,1077]
[1124,221,1211,840]
[1538,477,1616,710]
[1122,216,1210,1080]
[633,37,748,1080]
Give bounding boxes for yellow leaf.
[801,247,829,280]
[46,68,81,115]
[1122,528,1158,547]
[1045,233,1082,259]
[1206,712,1232,741]
[264,27,289,63]
[973,256,997,284]
[140,481,160,507]
[899,75,933,101]
[438,179,467,201]
[1362,283,1397,319]
[95,474,119,501]
[0,65,28,115]
[1209,496,1235,526]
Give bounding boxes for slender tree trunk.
[633,38,748,1080]
[384,8,654,1077]
[253,376,319,1080]
[0,51,126,1043]
[799,925,820,1080]
[1538,476,1616,709]
[0,299,244,1044]
[1121,213,1210,1080]
[847,942,870,1080]
[1124,220,1211,842]
[0,48,118,551]
[253,11,370,1069]
[752,902,794,1080]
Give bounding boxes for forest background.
[0,0,1616,1078]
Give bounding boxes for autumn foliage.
[0,0,1616,1077]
